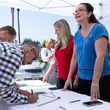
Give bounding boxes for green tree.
[22,38,41,48]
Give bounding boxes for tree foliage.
[22,38,41,47]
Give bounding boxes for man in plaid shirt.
[0,41,39,104]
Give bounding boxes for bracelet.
[91,83,99,86]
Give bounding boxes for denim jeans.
[0,99,9,110]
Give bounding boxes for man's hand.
[20,89,39,103]
[19,89,29,96]
[27,92,39,103]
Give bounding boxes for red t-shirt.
[55,36,77,80]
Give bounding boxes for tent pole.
[11,7,14,27]
[17,8,21,43]
[99,1,103,20]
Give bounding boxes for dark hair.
[80,3,99,23]
[0,25,16,36]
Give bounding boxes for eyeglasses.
[73,9,87,15]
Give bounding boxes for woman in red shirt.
[43,19,77,89]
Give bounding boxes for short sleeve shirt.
[55,36,77,80]
[74,23,110,80]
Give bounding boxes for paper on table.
[17,80,50,87]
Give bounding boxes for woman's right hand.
[63,77,73,90]
[43,73,49,82]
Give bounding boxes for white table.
[15,68,43,80]
[9,80,110,110]
[15,61,44,80]
[16,80,55,90]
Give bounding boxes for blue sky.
[0,5,110,44]
[0,5,78,44]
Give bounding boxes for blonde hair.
[54,19,71,49]
[45,38,55,48]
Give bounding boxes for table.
[15,68,43,80]
[15,61,44,80]
[16,80,55,90]
[9,80,110,110]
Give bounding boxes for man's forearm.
[1,86,28,104]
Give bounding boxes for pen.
[59,106,69,110]
[69,99,80,103]
[37,97,61,107]
[31,89,33,94]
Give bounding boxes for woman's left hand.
[91,83,100,100]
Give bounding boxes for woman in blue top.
[64,3,110,102]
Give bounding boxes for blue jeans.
[0,99,9,110]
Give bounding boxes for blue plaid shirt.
[0,42,28,104]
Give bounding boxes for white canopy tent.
[0,0,110,43]
[0,0,110,20]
